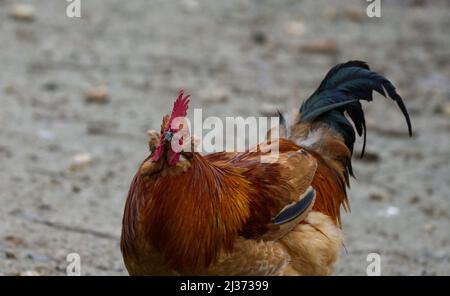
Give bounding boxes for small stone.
[69,153,93,171]
[435,102,450,117]
[344,8,366,22]
[376,206,398,218]
[18,270,40,276]
[423,223,435,233]
[251,31,267,45]
[5,251,17,260]
[4,235,25,246]
[43,81,59,91]
[322,6,337,20]
[356,151,380,163]
[37,129,55,141]
[198,87,230,104]
[86,120,117,135]
[85,87,109,104]
[369,192,391,202]
[0,146,13,158]
[4,84,17,95]
[420,205,436,217]
[283,21,306,37]
[385,206,399,217]
[26,253,51,263]
[9,4,35,22]
[72,185,81,194]
[410,0,426,7]
[38,203,52,211]
[409,195,420,204]
[301,39,338,54]
[96,264,109,271]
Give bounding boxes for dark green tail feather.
[299,60,412,159]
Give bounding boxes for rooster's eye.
[164,131,174,141]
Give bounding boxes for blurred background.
[0,0,449,275]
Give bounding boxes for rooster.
[121,61,411,275]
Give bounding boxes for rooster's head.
[151,90,190,166]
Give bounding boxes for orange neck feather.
[142,154,251,272]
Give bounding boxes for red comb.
[169,89,190,124]
[151,90,190,163]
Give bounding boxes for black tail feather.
[299,60,412,157]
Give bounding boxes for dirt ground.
[0,0,449,276]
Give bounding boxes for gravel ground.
[0,0,449,275]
